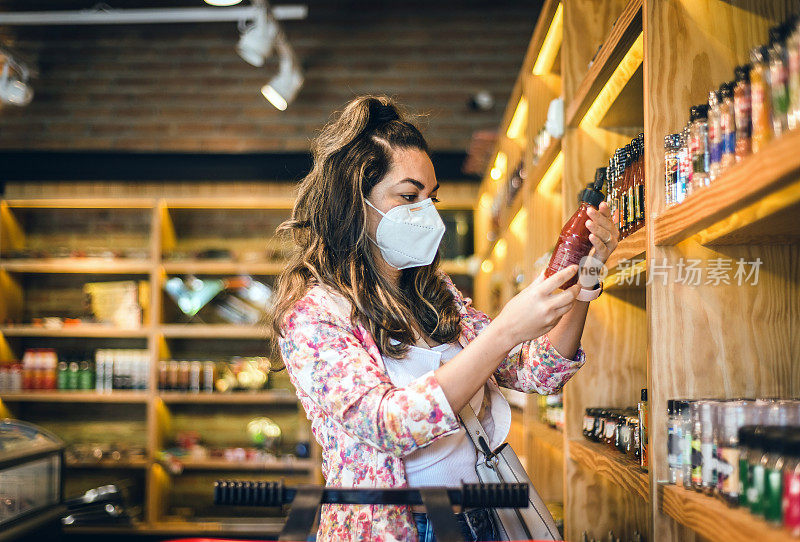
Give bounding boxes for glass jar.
[750,46,773,153]
[782,429,800,536]
[689,105,710,193]
[718,82,735,174]
[734,64,752,162]
[708,90,722,181]
[664,134,681,207]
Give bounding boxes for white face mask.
[365,197,446,270]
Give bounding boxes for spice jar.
[718,82,735,174]
[733,64,752,162]
[750,46,773,153]
[664,134,680,207]
[689,104,710,193]
[707,90,722,181]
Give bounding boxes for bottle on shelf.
[718,82,736,173]
[768,25,790,137]
[664,133,681,207]
[638,388,648,472]
[750,45,774,153]
[734,64,753,162]
[708,89,722,181]
[544,167,606,289]
[689,104,710,193]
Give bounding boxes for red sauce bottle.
[545,167,607,289]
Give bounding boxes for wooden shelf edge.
[653,129,800,246]
[660,483,797,542]
[170,458,314,472]
[0,391,149,403]
[3,198,157,208]
[158,391,296,404]
[0,258,153,274]
[66,459,148,469]
[161,260,286,275]
[0,325,152,338]
[605,226,646,271]
[159,324,268,339]
[564,0,643,126]
[568,438,649,501]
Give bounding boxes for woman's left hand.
[585,201,619,265]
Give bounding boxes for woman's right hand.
[490,265,581,351]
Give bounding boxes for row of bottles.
[607,133,645,240]
[665,13,800,206]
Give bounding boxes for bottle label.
[691,438,703,485]
[734,87,752,139]
[549,237,590,271]
[784,470,800,530]
[637,183,645,221]
[764,468,783,522]
[701,442,715,487]
[716,446,738,498]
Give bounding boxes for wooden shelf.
[568,439,649,501]
[660,483,797,542]
[158,391,296,405]
[0,325,151,338]
[529,419,564,453]
[0,391,150,403]
[162,259,285,275]
[564,0,643,127]
[0,258,153,274]
[65,519,285,536]
[602,227,646,290]
[159,324,266,339]
[3,198,156,209]
[654,129,800,246]
[171,457,314,472]
[66,457,148,469]
[482,138,562,261]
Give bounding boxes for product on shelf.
[666,14,800,207]
[665,397,800,532]
[544,167,606,289]
[537,393,564,430]
[606,135,645,239]
[582,406,643,467]
[158,356,272,393]
[83,280,147,328]
[65,443,147,465]
[638,388,648,472]
[95,349,149,392]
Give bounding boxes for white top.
[382,340,511,487]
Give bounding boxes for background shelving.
[0,179,478,534]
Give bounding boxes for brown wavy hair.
[270,95,462,359]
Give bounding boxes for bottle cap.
[734,64,751,83]
[641,388,647,402]
[719,82,734,100]
[581,167,606,207]
[694,104,709,120]
[667,399,674,415]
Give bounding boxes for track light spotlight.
[236,3,278,67]
[261,35,303,111]
[0,57,33,106]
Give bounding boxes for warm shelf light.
[479,193,492,209]
[489,152,507,183]
[509,208,528,241]
[493,238,507,260]
[532,2,563,76]
[537,151,564,195]
[506,97,528,140]
[579,31,644,128]
[481,259,494,274]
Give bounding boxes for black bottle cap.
[582,167,606,207]
[734,64,751,82]
[667,399,674,415]
[719,81,734,100]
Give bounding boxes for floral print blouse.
[277,272,586,541]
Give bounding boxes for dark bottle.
[544,167,607,289]
[635,133,646,231]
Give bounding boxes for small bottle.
[768,26,790,137]
[634,133,645,230]
[718,82,736,175]
[667,400,681,484]
[691,401,704,490]
[751,46,774,153]
[78,360,94,390]
[738,425,755,507]
[618,149,630,238]
[733,64,753,162]
[788,19,800,131]
[700,401,716,494]
[544,167,607,289]
[715,400,742,504]
[763,427,786,524]
[747,427,767,515]
[708,90,722,181]
[680,401,693,489]
[57,361,69,390]
[614,148,626,233]
[67,361,80,390]
[783,429,800,536]
[638,388,648,471]
[664,134,680,207]
[689,104,710,192]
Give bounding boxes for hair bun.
[366,98,400,126]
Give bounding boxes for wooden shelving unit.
[0,325,152,338]
[0,391,149,403]
[475,1,799,541]
[173,457,315,472]
[158,391,297,405]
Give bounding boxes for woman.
[272,95,619,542]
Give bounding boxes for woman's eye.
[401,194,416,202]
[431,197,440,203]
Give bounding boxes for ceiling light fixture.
[205,0,243,6]
[0,55,33,106]
[261,32,303,111]
[236,1,278,67]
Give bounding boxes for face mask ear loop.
[364,198,387,218]
[364,198,401,269]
